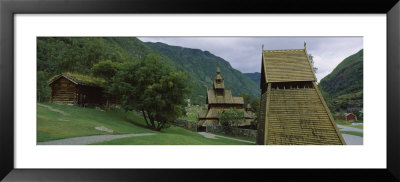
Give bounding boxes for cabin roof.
[262,49,316,83]
[48,72,105,87]
[207,89,244,105]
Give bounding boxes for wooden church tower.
[256,44,346,145]
[197,67,253,130]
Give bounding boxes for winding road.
[337,124,363,145]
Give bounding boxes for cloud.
[138,37,363,81]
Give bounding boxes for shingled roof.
[262,49,316,83]
[206,89,244,105]
[265,85,344,144]
[258,47,345,145]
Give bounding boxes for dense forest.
[319,49,363,112]
[37,37,260,104]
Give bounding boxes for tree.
[240,93,251,106]
[37,71,51,102]
[240,93,260,129]
[352,109,363,121]
[91,60,122,108]
[240,93,259,113]
[219,108,245,128]
[308,54,318,74]
[111,54,190,131]
[91,60,120,80]
[249,98,260,129]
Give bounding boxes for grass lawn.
[91,126,253,145]
[335,120,363,129]
[340,130,363,137]
[37,103,152,142]
[37,103,253,145]
[211,132,256,143]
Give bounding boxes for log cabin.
[48,73,107,107]
[256,44,346,145]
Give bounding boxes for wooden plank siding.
[49,74,112,107]
[50,77,77,104]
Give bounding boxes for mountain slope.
[144,42,260,102]
[37,37,260,105]
[319,49,363,112]
[243,72,261,86]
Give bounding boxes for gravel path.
[198,132,255,144]
[336,124,363,132]
[342,134,363,145]
[198,132,217,139]
[37,133,155,145]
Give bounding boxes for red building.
[345,113,357,121]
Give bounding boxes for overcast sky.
[138,37,363,81]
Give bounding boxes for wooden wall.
[76,85,104,106]
[50,76,121,107]
[50,77,77,104]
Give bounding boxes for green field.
[37,103,253,145]
[340,131,363,137]
[335,119,363,129]
[37,103,152,142]
[91,126,251,145]
[211,132,256,143]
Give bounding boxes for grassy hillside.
[319,49,363,112]
[37,103,253,145]
[37,103,152,142]
[37,37,260,105]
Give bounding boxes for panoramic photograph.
[36,37,363,145]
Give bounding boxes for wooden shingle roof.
[207,89,244,105]
[264,85,344,145]
[262,49,316,83]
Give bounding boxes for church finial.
[262,44,264,50]
[304,42,307,49]
[217,66,220,74]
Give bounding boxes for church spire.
[213,66,224,90]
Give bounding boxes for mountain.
[243,72,261,86]
[144,42,260,103]
[37,37,260,105]
[319,49,363,112]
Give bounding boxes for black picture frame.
[1,0,399,181]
